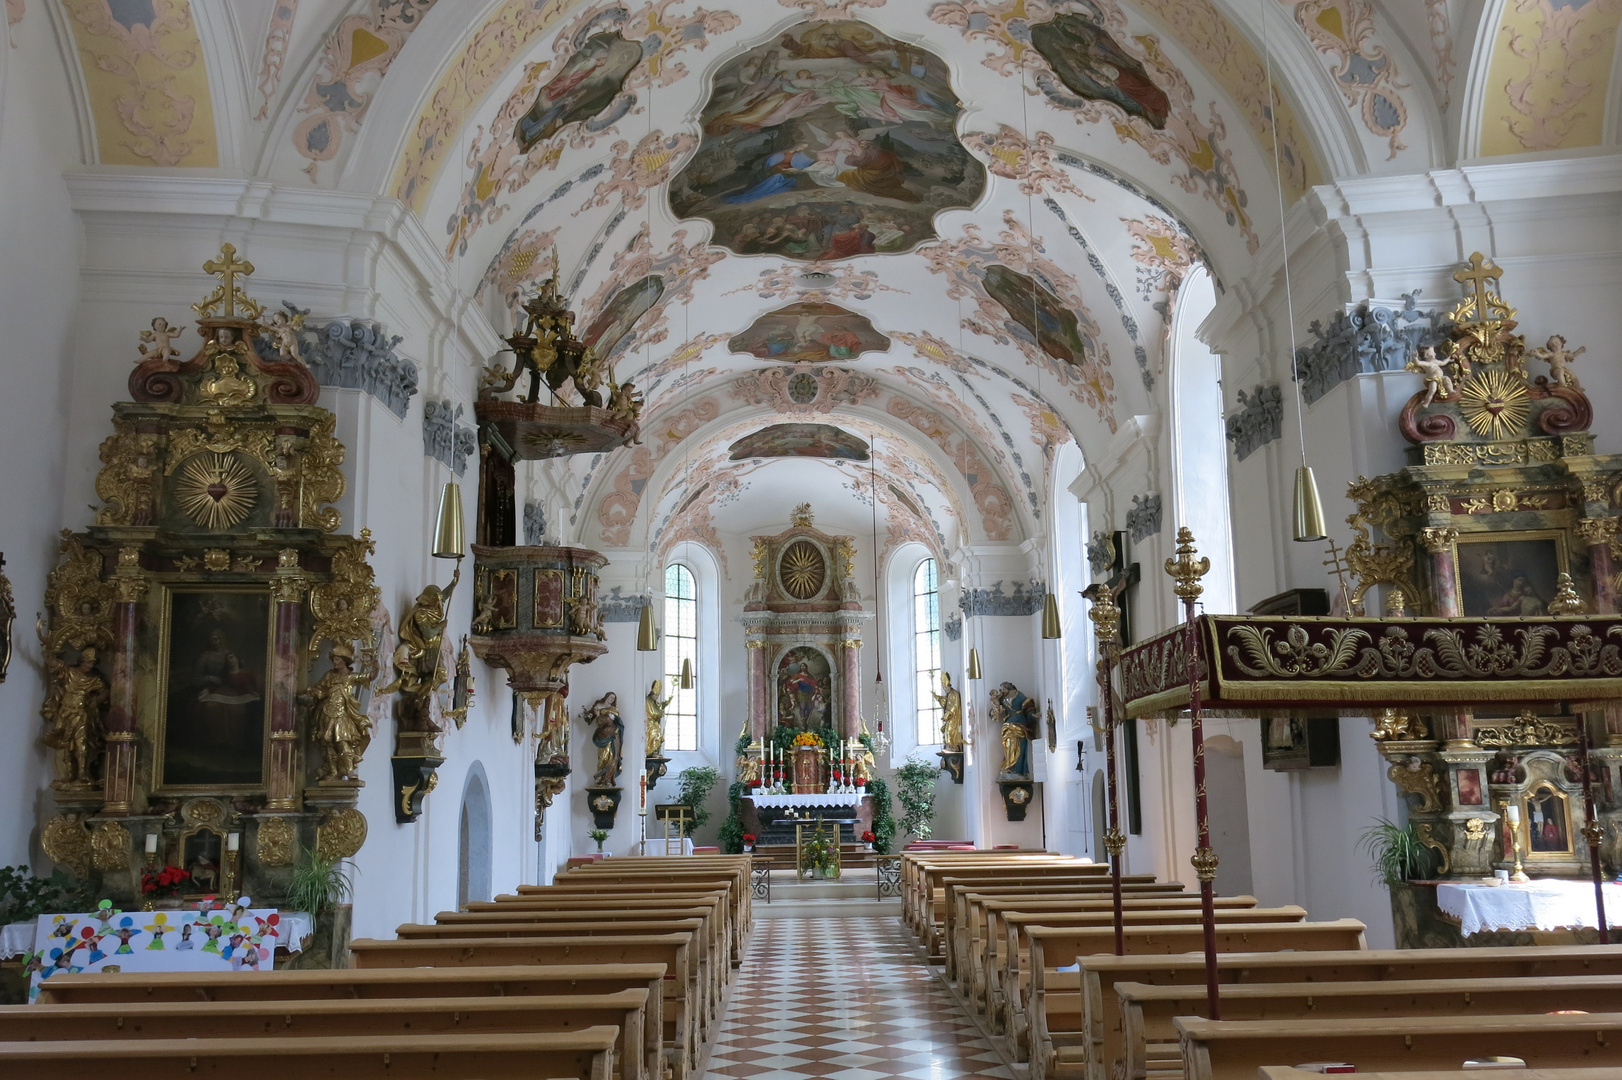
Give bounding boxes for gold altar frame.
[1515,781,1576,860]
[151,583,277,796]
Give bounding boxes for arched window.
[663,563,698,751]
[912,558,943,745]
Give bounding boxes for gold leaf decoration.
[176,453,257,530]
[1458,369,1530,441]
[779,540,826,600]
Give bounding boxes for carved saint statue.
[1529,334,1585,391]
[645,678,672,758]
[305,642,372,782]
[261,308,305,362]
[1405,345,1455,407]
[41,647,108,786]
[991,681,1038,778]
[379,565,460,731]
[139,317,185,363]
[583,691,624,788]
[934,671,964,751]
[536,692,570,768]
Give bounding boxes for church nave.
[702,916,1013,1080]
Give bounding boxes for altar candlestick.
[227,832,240,853]
[144,832,158,855]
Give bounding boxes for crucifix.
[195,243,263,320]
[1452,251,1503,324]
[1087,530,1143,834]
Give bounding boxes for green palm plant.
[1357,818,1432,888]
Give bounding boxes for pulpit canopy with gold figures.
[37,246,380,905]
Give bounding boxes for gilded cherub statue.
[645,678,672,758]
[934,671,964,751]
[1529,334,1585,391]
[379,564,460,731]
[1405,345,1455,407]
[139,317,185,364]
[304,642,372,782]
[41,646,108,786]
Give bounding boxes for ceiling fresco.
[667,20,987,259]
[728,423,873,461]
[728,302,891,363]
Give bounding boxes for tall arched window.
[663,563,698,751]
[912,558,942,745]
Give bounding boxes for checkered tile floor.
[701,917,1015,1079]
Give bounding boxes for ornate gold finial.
[194,243,264,320]
[1164,527,1209,603]
[790,502,814,528]
[1085,585,1120,647]
[1384,589,1408,617]
[1103,827,1125,857]
[1548,572,1587,616]
[1190,846,1219,882]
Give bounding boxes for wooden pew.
[34,963,668,1080]
[1176,1012,1622,1080]
[1077,944,1622,1080]
[914,860,1100,949]
[1262,1070,1622,1080]
[1024,920,1369,1080]
[999,907,1306,1044]
[557,858,750,923]
[948,879,1182,982]
[965,896,1257,1019]
[486,888,740,965]
[0,1028,622,1080]
[0,991,649,1080]
[901,853,1068,931]
[1118,974,1622,1080]
[349,936,697,1080]
[394,917,719,1038]
[538,868,750,960]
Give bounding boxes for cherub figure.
[261,308,305,362]
[139,317,185,363]
[1405,345,1455,406]
[1529,334,1585,391]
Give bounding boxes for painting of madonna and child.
[669,21,985,260]
[160,589,272,789]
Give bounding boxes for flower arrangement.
[741,833,757,851]
[140,865,188,898]
[792,731,823,748]
[861,830,876,844]
[588,828,609,853]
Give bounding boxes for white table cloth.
[1,921,34,959]
[1436,879,1622,936]
[746,792,865,809]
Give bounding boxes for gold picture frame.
[1450,528,1572,618]
[152,584,276,795]
[1518,781,1575,859]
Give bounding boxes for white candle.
[1506,803,1521,825]
[144,833,158,855]
[227,832,240,853]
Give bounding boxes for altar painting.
[983,264,1092,367]
[729,302,890,363]
[777,646,832,729]
[516,32,642,152]
[582,275,663,359]
[1453,531,1568,618]
[1525,783,1573,856]
[1030,9,1171,129]
[668,21,985,260]
[158,589,272,789]
[729,423,870,461]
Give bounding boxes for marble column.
[1578,518,1619,614]
[841,638,861,739]
[746,639,767,740]
[102,558,147,815]
[267,553,307,810]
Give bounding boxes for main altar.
[734,504,876,848]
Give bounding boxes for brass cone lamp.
[1042,591,1062,639]
[432,481,465,559]
[1292,465,1327,543]
[967,647,983,680]
[636,603,658,651]
[680,657,694,689]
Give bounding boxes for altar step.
[748,842,877,872]
[754,868,901,919]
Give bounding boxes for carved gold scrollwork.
[256,816,296,866]
[90,821,132,871]
[1473,712,1579,748]
[41,815,92,878]
[1576,517,1619,547]
[308,530,381,668]
[1419,527,1458,554]
[1370,709,1426,741]
[1416,823,1451,875]
[1389,759,1443,813]
[300,414,346,533]
[1345,476,1422,614]
[316,808,368,860]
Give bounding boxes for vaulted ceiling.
[40,0,1620,557]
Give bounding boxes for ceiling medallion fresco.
[581,274,664,359]
[728,302,891,363]
[982,264,1092,369]
[515,31,644,152]
[728,423,872,461]
[669,20,986,260]
[1030,10,1171,129]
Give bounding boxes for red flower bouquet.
[742,834,757,844]
[141,865,189,898]
[861,830,876,844]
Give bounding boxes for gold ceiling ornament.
[779,539,827,600]
[175,453,258,530]
[1457,369,1531,441]
[193,243,264,321]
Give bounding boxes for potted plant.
[589,828,609,854]
[140,865,189,909]
[895,754,940,843]
[741,833,756,853]
[283,848,354,970]
[861,830,876,852]
[1358,816,1440,947]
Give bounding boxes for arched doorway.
[459,764,493,908]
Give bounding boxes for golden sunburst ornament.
[1458,369,1530,440]
[176,453,258,530]
[779,540,827,600]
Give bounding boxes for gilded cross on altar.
[194,243,264,320]
[1449,251,1512,327]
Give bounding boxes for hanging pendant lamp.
[1292,465,1328,542]
[431,482,465,559]
[680,657,695,690]
[1041,590,1062,639]
[636,602,658,651]
[967,647,983,680]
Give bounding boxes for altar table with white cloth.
[1437,879,1622,936]
[747,792,865,809]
